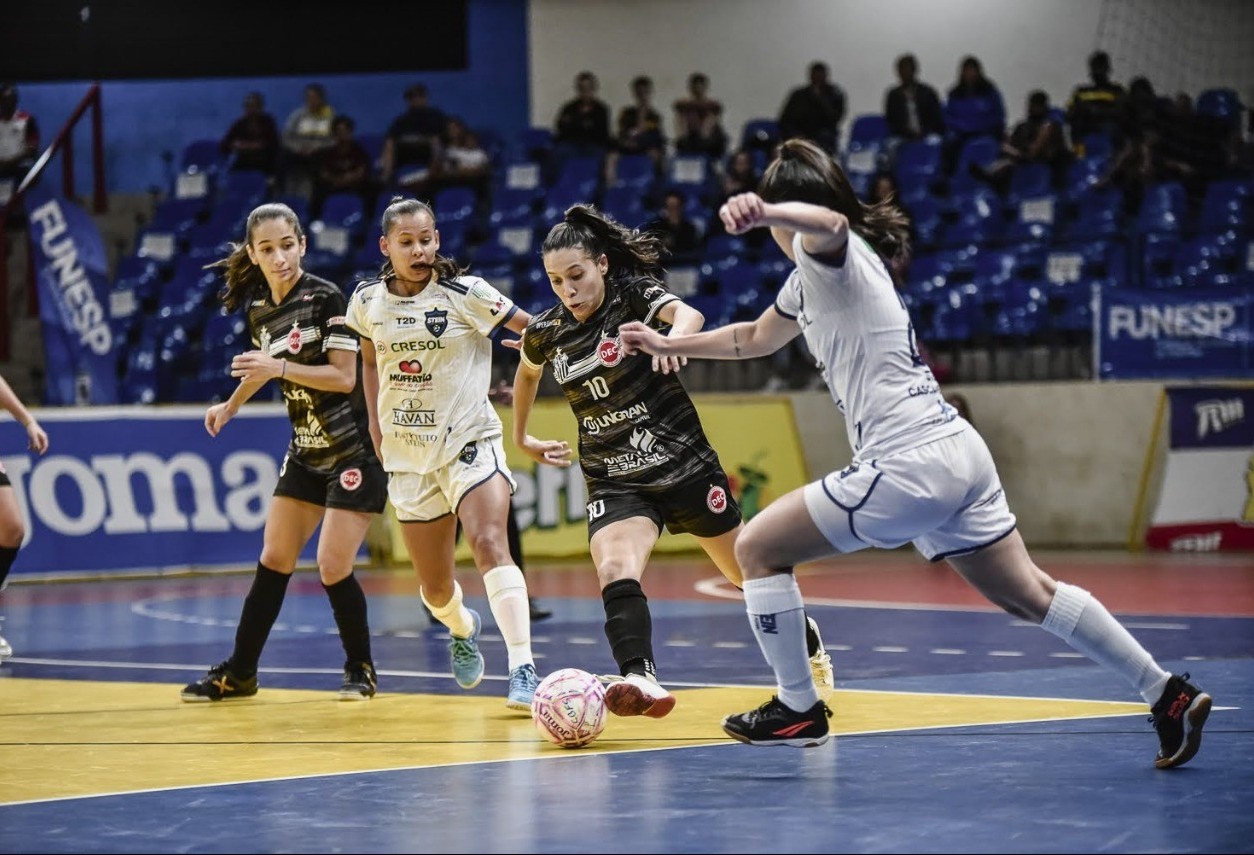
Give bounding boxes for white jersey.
[776,231,962,460]
[346,274,518,474]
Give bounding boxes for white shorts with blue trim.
[388,435,516,522]
[802,428,1017,561]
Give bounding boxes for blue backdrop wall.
[15,0,529,196]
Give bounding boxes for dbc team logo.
[287,322,303,354]
[707,485,728,513]
[598,337,623,367]
[339,468,363,491]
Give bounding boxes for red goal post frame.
[386,394,811,562]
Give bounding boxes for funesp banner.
[1146,386,1254,551]
[24,184,119,405]
[1097,286,1252,380]
[0,405,292,575]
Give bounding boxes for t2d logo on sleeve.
[425,308,448,338]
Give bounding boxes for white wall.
[529,0,1252,148]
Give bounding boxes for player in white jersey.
[347,197,540,710]
[619,139,1210,768]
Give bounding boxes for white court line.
[930,648,966,655]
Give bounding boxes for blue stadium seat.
[950,136,1002,190]
[1198,179,1251,234]
[740,118,781,152]
[849,114,890,146]
[181,139,225,174]
[611,154,655,194]
[1140,233,1183,288]
[601,185,647,227]
[1135,181,1188,235]
[1004,194,1058,246]
[488,187,538,228]
[1197,88,1243,130]
[1006,162,1054,204]
[433,186,477,224]
[894,138,943,194]
[1066,188,1123,240]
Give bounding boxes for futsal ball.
[530,668,607,748]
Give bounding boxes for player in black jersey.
[0,373,49,660]
[181,203,387,703]
[513,205,833,719]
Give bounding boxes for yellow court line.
[1,678,1148,805]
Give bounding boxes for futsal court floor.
[1,548,1251,854]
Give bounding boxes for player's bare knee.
[595,556,636,588]
[732,529,771,578]
[317,562,351,586]
[464,526,509,569]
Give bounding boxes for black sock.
[229,563,291,677]
[0,545,17,589]
[602,578,655,677]
[506,506,525,572]
[324,573,372,667]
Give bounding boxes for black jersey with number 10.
[520,275,721,488]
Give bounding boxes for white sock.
[422,580,476,639]
[1041,582,1171,704]
[484,565,533,671]
[743,574,819,713]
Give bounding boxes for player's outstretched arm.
[620,305,799,362]
[512,359,572,467]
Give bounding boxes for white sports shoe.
[807,616,835,702]
[602,672,677,718]
[0,633,12,660]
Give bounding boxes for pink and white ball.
[530,668,607,748]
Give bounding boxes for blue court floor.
[1,555,1251,854]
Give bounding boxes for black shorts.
[585,468,741,540]
[274,454,387,514]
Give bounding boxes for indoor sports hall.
[2,1,1252,853]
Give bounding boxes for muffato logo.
[0,450,276,547]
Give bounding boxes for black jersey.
[245,273,372,474]
[521,275,722,487]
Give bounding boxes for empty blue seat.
[849,114,890,146]
[434,186,476,223]
[1135,181,1188,234]
[741,118,781,151]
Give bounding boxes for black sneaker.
[722,696,831,747]
[1150,672,1212,769]
[528,597,553,622]
[340,662,377,701]
[181,661,258,702]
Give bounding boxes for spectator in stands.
[673,72,728,159]
[554,71,612,158]
[721,149,761,202]
[615,75,666,168]
[313,115,373,219]
[943,56,1005,170]
[220,91,279,175]
[867,172,910,283]
[1097,118,1195,214]
[646,190,702,263]
[1067,51,1127,154]
[972,91,1070,189]
[945,392,973,424]
[779,61,846,154]
[884,54,945,141]
[381,83,447,195]
[281,83,336,197]
[436,116,491,197]
[0,82,39,195]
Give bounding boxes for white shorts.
[389,435,516,522]
[803,428,1017,561]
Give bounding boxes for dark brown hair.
[540,204,663,279]
[378,196,467,281]
[759,138,911,262]
[209,203,304,312]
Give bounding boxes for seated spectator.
[1097,122,1195,214]
[436,116,491,196]
[313,115,373,218]
[944,56,1005,169]
[554,71,611,159]
[721,149,761,200]
[673,72,728,159]
[645,191,701,263]
[281,83,336,196]
[381,83,447,194]
[778,61,846,154]
[972,91,1069,189]
[885,54,945,140]
[0,82,39,202]
[1067,50,1127,153]
[615,75,666,165]
[220,91,279,175]
[945,392,972,421]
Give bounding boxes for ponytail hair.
[378,196,466,281]
[540,204,663,280]
[759,138,911,263]
[209,203,305,312]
